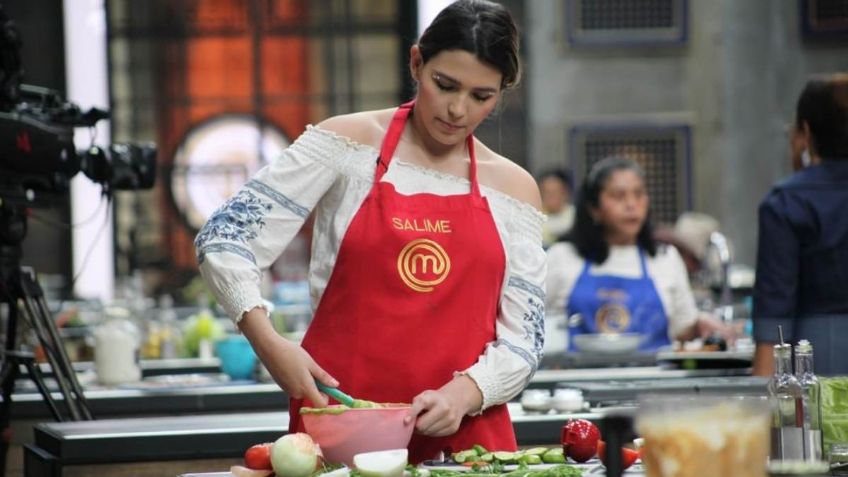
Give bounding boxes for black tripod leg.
[0,356,16,477]
[18,267,93,420]
[19,301,81,421]
[1,291,22,477]
[21,359,62,422]
[32,292,92,420]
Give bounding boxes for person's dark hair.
[565,157,656,264]
[538,167,574,193]
[795,73,848,160]
[418,0,521,89]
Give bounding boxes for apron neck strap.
[466,135,481,197]
[375,101,481,197]
[637,248,649,278]
[376,101,414,181]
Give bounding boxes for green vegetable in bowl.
[351,399,381,409]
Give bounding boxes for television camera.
[0,7,158,468]
[0,39,156,204]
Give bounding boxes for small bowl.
[301,404,414,466]
[520,389,552,413]
[573,333,643,354]
[214,335,257,380]
[551,388,584,413]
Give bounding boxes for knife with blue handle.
[315,380,355,407]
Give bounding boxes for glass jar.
[93,307,142,385]
[636,394,771,477]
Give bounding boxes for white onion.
[353,449,408,477]
[271,433,320,477]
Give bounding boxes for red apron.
[289,101,516,463]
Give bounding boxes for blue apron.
[566,249,670,351]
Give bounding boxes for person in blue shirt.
[752,73,848,376]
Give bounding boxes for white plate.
[656,349,753,361]
[573,333,643,354]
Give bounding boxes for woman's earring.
[801,148,811,168]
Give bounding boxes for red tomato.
[243,443,273,470]
[561,419,601,463]
[597,440,640,470]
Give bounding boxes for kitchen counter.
[24,370,768,477]
[23,403,609,477]
[12,365,750,419]
[16,365,757,476]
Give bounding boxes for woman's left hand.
[405,375,483,437]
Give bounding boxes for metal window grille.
[800,0,848,41]
[106,0,407,274]
[568,124,692,225]
[564,0,688,47]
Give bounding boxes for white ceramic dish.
[573,333,643,354]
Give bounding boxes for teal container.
[215,335,257,380]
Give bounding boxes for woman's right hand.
[238,307,338,406]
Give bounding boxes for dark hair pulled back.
[795,73,848,159]
[417,0,521,89]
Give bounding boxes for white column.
[63,0,114,302]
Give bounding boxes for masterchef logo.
[595,303,631,333]
[397,238,451,292]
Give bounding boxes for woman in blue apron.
[546,157,733,352]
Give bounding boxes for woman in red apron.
[200,0,543,463]
[290,100,514,462]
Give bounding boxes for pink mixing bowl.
[301,404,414,466]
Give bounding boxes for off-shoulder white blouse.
[195,125,547,411]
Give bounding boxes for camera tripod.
[0,204,93,474]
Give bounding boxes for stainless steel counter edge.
[12,366,750,419]
[30,403,605,464]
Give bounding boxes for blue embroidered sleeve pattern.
[506,275,546,362]
[245,179,310,219]
[508,276,545,302]
[522,298,545,362]
[195,189,273,254]
[493,338,539,383]
[196,242,257,265]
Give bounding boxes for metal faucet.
[705,231,734,323]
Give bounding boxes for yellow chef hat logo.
[397,238,451,292]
